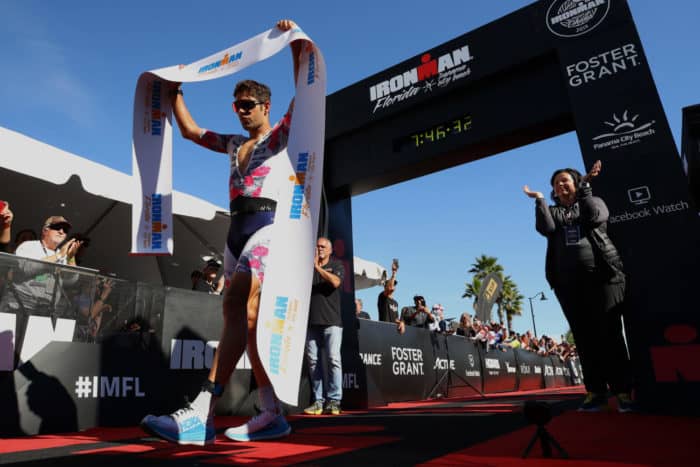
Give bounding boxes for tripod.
[521,401,568,459]
[427,333,485,399]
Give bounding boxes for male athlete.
[142,19,302,444]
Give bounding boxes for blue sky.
[1,1,698,339]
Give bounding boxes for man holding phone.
[377,258,399,323]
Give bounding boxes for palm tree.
[468,254,504,281]
[494,275,516,325]
[462,275,482,311]
[564,329,575,345]
[502,279,524,332]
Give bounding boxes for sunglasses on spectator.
[232,99,265,112]
[46,223,71,233]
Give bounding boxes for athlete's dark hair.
[233,80,271,102]
[549,168,583,203]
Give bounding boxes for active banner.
[131,26,326,405]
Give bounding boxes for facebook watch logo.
[74,376,145,399]
[628,186,651,206]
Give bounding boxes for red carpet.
[2,387,698,466]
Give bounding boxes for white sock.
[190,390,218,419]
[258,385,280,414]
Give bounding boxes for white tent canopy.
[1,126,229,289]
[353,256,386,290]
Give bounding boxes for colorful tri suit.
[196,111,291,285]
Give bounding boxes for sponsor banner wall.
[481,346,519,394]
[550,356,571,388]
[568,357,584,386]
[10,342,171,435]
[513,348,545,391]
[446,335,484,395]
[543,356,558,389]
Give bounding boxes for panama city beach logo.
[145,80,165,136]
[565,43,640,88]
[592,110,656,151]
[289,152,314,220]
[267,296,300,375]
[368,44,473,114]
[546,0,610,38]
[143,193,166,249]
[198,51,243,74]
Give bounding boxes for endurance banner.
[131,26,326,405]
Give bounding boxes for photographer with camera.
[397,295,435,335]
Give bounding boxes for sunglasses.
[46,223,71,233]
[232,99,265,113]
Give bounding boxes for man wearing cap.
[15,216,83,265]
[397,295,435,335]
[1,215,83,336]
[192,259,225,295]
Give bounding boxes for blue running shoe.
[616,393,638,413]
[224,411,291,442]
[141,405,215,446]
[577,392,609,412]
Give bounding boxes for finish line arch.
[323,0,699,412]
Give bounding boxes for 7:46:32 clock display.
[410,114,473,148]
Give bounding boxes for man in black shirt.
[377,261,398,323]
[304,237,344,416]
[398,295,435,334]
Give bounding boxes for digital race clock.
[393,114,473,151]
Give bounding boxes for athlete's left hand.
[276,19,296,32]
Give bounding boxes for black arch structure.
[325,0,699,412]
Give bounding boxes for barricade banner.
[481,346,518,393]
[550,356,571,388]
[131,26,326,406]
[445,335,484,395]
[354,321,431,402]
[568,357,584,386]
[543,355,558,388]
[513,348,545,391]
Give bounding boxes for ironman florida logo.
[368,44,473,114]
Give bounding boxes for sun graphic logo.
[546,0,610,38]
[592,110,656,151]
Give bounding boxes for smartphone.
[392,258,399,269]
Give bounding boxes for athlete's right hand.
[523,185,544,199]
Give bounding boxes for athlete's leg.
[224,225,290,441]
[208,271,252,385]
